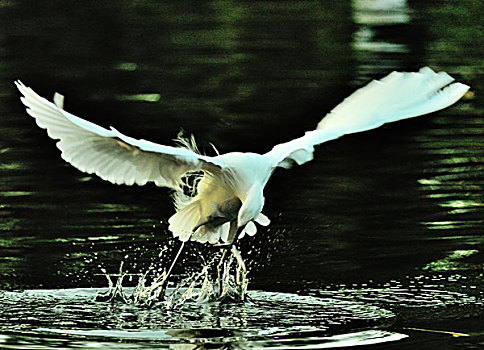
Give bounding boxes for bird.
[15,67,469,261]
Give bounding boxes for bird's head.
[237,183,265,235]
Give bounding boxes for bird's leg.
[230,245,247,300]
[165,241,185,281]
[155,241,185,300]
[231,245,246,276]
[229,226,245,272]
[215,223,249,299]
[229,225,248,299]
[215,220,238,297]
[216,247,228,296]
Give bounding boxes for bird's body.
[16,67,470,247]
[170,152,271,244]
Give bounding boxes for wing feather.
[266,67,469,169]
[16,81,223,189]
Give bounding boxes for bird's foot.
[215,245,248,301]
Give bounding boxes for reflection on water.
[0,330,408,350]
[352,0,414,80]
[0,0,483,348]
[0,288,399,348]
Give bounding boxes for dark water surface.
[0,0,483,348]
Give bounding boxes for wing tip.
[454,82,471,94]
[443,82,470,104]
[14,80,28,96]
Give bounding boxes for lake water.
[0,0,483,348]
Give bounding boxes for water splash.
[95,248,248,308]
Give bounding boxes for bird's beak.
[229,225,245,246]
[214,223,245,248]
[235,225,245,241]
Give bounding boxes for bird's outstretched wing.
[266,67,470,169]
[15,81,222,189]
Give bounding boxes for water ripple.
[0,288,397,347]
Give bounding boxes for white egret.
[15,67,469,274]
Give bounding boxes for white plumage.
[16,67,469,245]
